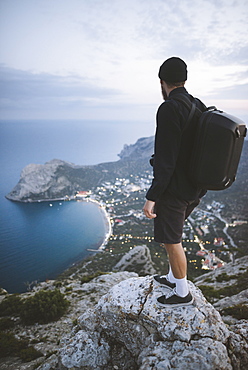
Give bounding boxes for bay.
[0,200,107,293]
[0,119,153,293]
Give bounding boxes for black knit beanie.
[158,57,187,82]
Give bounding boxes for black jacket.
[146,87,206,202]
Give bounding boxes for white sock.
[173,276,189,297]
[167,266,176,283]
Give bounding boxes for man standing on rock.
[143,57,206,307]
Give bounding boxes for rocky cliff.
[118,136,154,160]
[194,255,248,323]
[5,159,92,202]
[1,251,248,370]
[5,159,76,202]
[5,136,154,202]
[114,244,156,275]
[39,274,248,370]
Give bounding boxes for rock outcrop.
[0,272,138,370]
[194,255,248,290]
[194,255,248,312]
[39,276,248,370]
[114,245,156,275]
[5,159,80,202]
[118,136,154,160]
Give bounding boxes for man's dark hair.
[165,81,185,88]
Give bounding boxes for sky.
[0,0,247,129]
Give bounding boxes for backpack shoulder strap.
[170,93,209,132]
[170,94,196,132]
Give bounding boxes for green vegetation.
[215,272,237,282]
[0,289,69,325]
[199,283,239,303]
[54,281,63,288]
[0,332,43,361]
[221,304,248,320]
[0,289,69,363]
[198,285,221,301]
[0,317,15,330]
[199,268,248,303]
[20,290,69,325]
[201,277,214,283]
[72,318,78,326]
[80,271,109,284]
[19,346,43,362]
[0,294,23,316]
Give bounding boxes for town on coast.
[44,172,243,280]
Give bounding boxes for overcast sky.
[0,0,247,123]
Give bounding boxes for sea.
[0,119,154,293]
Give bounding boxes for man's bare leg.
[162,243,188,297]
[162,243,186,279]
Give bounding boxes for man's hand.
[143,200,157,219]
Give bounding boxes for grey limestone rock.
[114,244,156,275]
[214,289,248,311]
[227,321,248,369]
[118,136,154,160]
[138,337,231,370]
[6,159,76,202]
[57,275,247,369]
[194,255,248,289]
[60,330,110,369]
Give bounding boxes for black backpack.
[150,94,247,190]
[171,94,247,191]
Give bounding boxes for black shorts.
[154,192,200,244]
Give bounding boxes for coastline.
[95,201,113,251]
[51,197,113,281]
[40,196,114,253]
[2,196,113,292]
[82,198,113,252]
[6,195,113,248]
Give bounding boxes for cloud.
[0,66,126,119]
[136,0,248,64]
[0,65,158,120]
[1,0,247,75]
[217,83,248,100]
[0,0,247,120]
[0,66,119,100]
[186,60,248,96]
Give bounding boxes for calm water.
[0,119,153,293]
[0,200,107,293]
